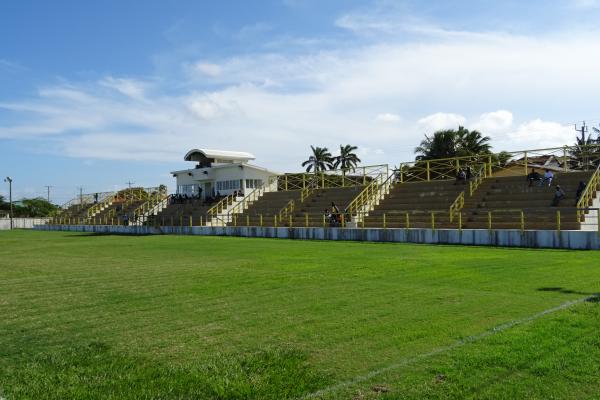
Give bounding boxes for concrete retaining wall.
[1,218,50,230]
[35,224,600,250]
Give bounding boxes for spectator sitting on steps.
[541,169,554,187]
[551,185,566,207]
[526,168,542,187]
[454,169,467,185]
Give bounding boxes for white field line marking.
[302,294,599,399]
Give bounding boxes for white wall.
[0,218,50,230]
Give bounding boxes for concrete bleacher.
[459,171,593,230]
[227,190,302,226]
[150,199,213,226]
[89,199,146,224]
[290,186,364,227]
[362,180,464,228]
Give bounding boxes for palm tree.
[415,127,491,160]
[570,127,600,169]
[333,144,361,171]
[455,126,491,156]
[301,145,333,173]
[414,130,458,161]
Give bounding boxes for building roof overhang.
[184,148,255,162]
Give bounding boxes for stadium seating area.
[362,180,464,228]
[150,199,213,226]
[227,190,302,226]
[459,171,593,230]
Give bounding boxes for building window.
[245,179,263,189]
[215,180,241,192]
[177,184,199,195]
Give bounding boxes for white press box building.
[171,149,280,199]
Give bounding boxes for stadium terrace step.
[459,171,594,230]
[363,179,464,227]
[149,198,213,226]
[227,190,302,226]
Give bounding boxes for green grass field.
[1,230,599,399]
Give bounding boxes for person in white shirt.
[541,169,554,187]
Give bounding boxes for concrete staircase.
[290,186,365,227]
[362,180,465,228]
[227,190,302,226]
[460,171,593,230]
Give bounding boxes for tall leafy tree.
[19,197,59,217]
[301,146,333,172]
[455,126,491,156]
[570,127,600,169]
[333,144,361,171]
[415,126,491,160]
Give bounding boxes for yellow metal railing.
[207,193,237,220]
[133,192,169,223]
[279,164,388,191]
[469,162,489,196]
[278,199,295,222]
[576,164,600,221]
[87,194,114,218]
[449,192,464,223]
[346,170,392,220]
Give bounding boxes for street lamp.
[4,177,12,230]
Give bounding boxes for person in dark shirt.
[551,185,566,206]
[575,181,586,205]
[526,168,542,187]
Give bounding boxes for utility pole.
[77,187,84,209]
[574,121,588,143]
[126,181,135,189]
[4,177,13,230]
[44,185,53,203]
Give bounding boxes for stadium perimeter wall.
[35,224,600,250]
[1,218,51,230]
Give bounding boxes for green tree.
[570,128,600,169]
[415,126,491,160]
[333,144,361,171]
[301,146,333,173]
[19,197,59,217]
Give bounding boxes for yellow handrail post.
[563,146,568,172]
[405,212,409,229]
[322,214,326,228]
[363,167,366,185]
[426,161,431,181]
[321,172,324,188]
[455,158,460,173]
[361,214,365,229]
[341,214,345,228]
[305,213,308,227]
[247,215,250,227]
[200,216,203,226]
[487,211,492,232]
[289,214,292,227]
[260,214,263,227]
[285,175,288,191]
[302,174,306,190]
[431,212,435,231]
[523,151,528,176]
[458,211,462,231]
[556,210,560,233]
[274,215,277,228]
[342,171,345,187]
[234,214,237,226]
[189,215,193,227]
[488,155,492,176]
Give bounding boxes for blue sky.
[1,0,600,204]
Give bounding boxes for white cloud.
[375,113,401,123]
[569,0,600,8]
[193,62,222,77]
[418,113,466,132]
[507,119,573,148]
[472,110,513,134]
[2,19,600,169]
[100,77,147,100]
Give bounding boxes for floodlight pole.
[4,177,13,230]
